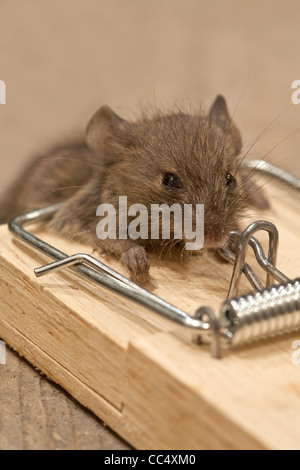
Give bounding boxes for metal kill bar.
[7,159,300,358]
[8,206,214,332]
[8,203,295,358]
[244,159,300,190]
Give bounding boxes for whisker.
[235,104,293,175]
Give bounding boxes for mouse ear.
[85,106,129,152]
[209,95,231,129]
[209,95,242,157]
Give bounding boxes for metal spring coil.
[221,278,300,345]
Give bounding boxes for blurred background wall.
[0,0,300,194]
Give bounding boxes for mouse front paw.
[122,245,150,283]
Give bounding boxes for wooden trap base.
[0,180,300,449]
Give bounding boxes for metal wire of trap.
[8,159,300,359]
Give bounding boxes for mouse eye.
[162,172,182,190]
[226,172,236,187]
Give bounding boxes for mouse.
[0,95,269,283]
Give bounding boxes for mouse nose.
[204,228,226,247]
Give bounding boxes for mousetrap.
[0,159,299,449]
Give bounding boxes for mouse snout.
[204,232,224,247]
[203,225,227,248]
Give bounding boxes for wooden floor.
[0,0,300,450]
[0,347,129,450]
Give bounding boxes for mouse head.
[86,96,268,249]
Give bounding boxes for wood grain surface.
[0,0,300,450]
[0,178,299,449]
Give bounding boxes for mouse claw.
[122,245,150,284]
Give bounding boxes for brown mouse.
[0,95,269,282]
